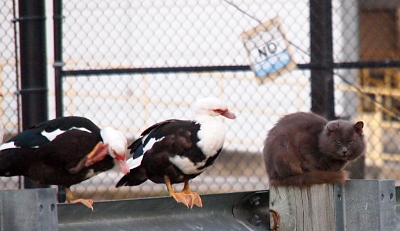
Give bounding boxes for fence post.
[53,0,67,203]
[309,0,335,120]
[269,179,397,231]
[17,0,49,189]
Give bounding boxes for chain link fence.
[0,1,21,190]
[2,0,400,201]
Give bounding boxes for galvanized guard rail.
[58,191,269,231]
[2,184,400,230]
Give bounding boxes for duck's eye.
[213,109,227,114]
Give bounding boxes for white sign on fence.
[241,17,296,83]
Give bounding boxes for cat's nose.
[342,148,348,156]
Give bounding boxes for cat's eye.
[349,141,354,144]
[336,140,341,144]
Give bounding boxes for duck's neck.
[195,115,226,158]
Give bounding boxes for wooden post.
[269,180,397,231]
[269,184,335,231]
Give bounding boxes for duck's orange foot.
[171,190,203,209]
[66,198,94,211]
[64,187,94,211]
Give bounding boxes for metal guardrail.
[2,185,400,230]
[0,189,58,231]
[58,190,269,231]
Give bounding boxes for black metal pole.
[54,0,63,118]
[309,0,364,179]
[53,0,67,202]
[18,0,49,188]
[309,0,335,120]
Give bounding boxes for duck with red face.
[0,116,129,210]
[116,97,235,209]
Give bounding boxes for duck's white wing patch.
[41,127,92,142]
[70,127,92,133]
[127,155,144,170]
[41,129,65,141]
[0,142,21,151]
[0,127,92,151]
[143,136,164,153]
[127,136,165,170]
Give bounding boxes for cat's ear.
[354,121,364,134]
[326,121,340,131]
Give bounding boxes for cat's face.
[319,120,366,161]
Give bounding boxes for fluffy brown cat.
[263,112,366,187]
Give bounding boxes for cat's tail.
[269,170,348,187]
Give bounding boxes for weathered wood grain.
[269,184,335,231]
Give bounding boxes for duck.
[116,97,235,208]
[0,116,129,210]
